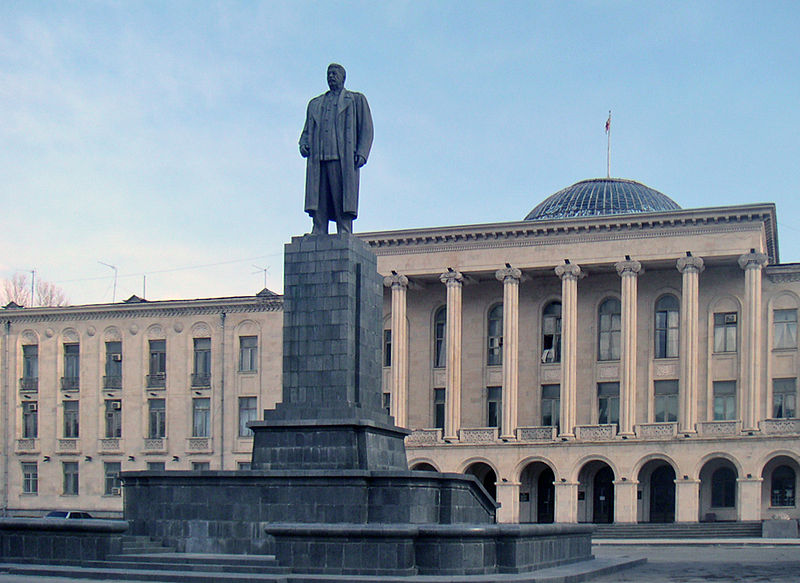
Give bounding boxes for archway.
[761,455,799,520]
[518,461,555,523]
[465,462,497,500]
[699,458,738,522]
[577,460,615,523]
[411,462,438,472]
[637,460,676,523]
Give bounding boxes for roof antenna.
[605,110,612,178]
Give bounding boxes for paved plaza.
[593,544,800,582]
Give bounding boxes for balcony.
[406,428,442,445]
[576,424,617,441]
[191,373,211,388]
[99,438,121,452]
[19,377,38,392]
[186,437,212,453]
[636,422,678,440]
[15,438,38,453]
[143,438,167,453]
[146,373,166,388]
[516,426,558,441]
[760,418,800,435]
[459,427,499,443]
[60,376,79,391]
[57,439,79,453]
[697,420,741,436]
[103,375,122,390]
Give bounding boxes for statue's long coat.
[300,89,373,218]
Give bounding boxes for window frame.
[104,462,121,496]
[433,307,447,369]
[239,336,258,372]
[22,401,38,439]
[238,396,258,437]
[486,386,502,429]
[541,384,560,429]
[62,461,79,496]
[597,382,620,426]
[654,294,680,359]
[433,387,445,430]
[713,312,738,353]
[104,399,122,438]
[774,309,798,350]
[148,398,166,439]
[713,380,737,421]
[598,298,622,361]
[772,378,797,419]
[487,304,503,366]
[22,462,38,495]
[63,400,79,439]
[654,380,679,423]
[192,397,211,438]
[771,465,796,507]
[541,302,562,364]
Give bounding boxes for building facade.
[367,178,800,525]
[1,291,283,517]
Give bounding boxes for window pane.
[192,398,210,437]
[239,336,257,372]
[238,397,258,436]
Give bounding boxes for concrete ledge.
[0,518,128,533]
[0,518,127,562]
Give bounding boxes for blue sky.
[2,1,799,304]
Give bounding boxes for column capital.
[615,258,643,277]
[495,266,522,283]
[676,255,705,274]
[555,262,584,281]
[383,273,409,289]
[439,269,464,287]
[738,251,768,271]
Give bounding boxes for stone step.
[101,553,285,573]
[593,521,763,538]
[0,563,288,583]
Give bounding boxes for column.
[615,258,643,437]
[677,254,704,434]
[554,262,584,438]
[554,481,579,523]
[737,476,763,521]
[496,266,522,440]
[384,273,409,428]
[440,269,464,441]
[613,479,639,524]
[738,251,768,432]
[675,479,700,523]
[495,481,521,524]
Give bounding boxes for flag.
[605,111,611,133]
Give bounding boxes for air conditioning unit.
[111,487,120,495]
[111,402,122,410]
[111,354,122,362]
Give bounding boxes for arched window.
[541,302,562,363]
[487,304,503,366]
[598,298,621,361]
[771,465,796,507]
[654,294,680,358]
[711,467,736,508]
[433,307,446,369]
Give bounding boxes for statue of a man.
[299,64,373,235]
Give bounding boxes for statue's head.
[327,63,346,91]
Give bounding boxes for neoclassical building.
[367,178,800,525]
[1,292,283,517]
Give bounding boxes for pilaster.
[738,250,768,432]
[496,266,521,439]
[737,476,764,521]
[384,273,409,428]
[615,258,643,437]
[677,254,704,434]
[440,269,464,441]
[554,481,579,523]
[613,479,639,524]
[675,479,700,523]
[495,481,520,524]
[555,262,584,438]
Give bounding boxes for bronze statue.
[299,64,373,234]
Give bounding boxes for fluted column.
[496,266,522,439]
[738,250,768,431]
[615,258,643,437]
[677,254,704,434]
[440,269,464,441]
[555,262,584,438]
[384,273,409,427]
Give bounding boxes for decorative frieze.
[760,419,800,435]
[99,438,121,452]
[516,426,557,441]
[186,438,212,452]
[576,424,617,441]
[459,427,499,443]
[406,428,442,444]
[697,420,741,436]
[636,422,678,439]
[57,439,79,453]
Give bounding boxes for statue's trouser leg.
[313,161,339,235]
[321,160,351,234]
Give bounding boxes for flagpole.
[606,110,612,178]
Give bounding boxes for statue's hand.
[300,144,310,158]
[355,154,366,168]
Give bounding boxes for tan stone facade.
[366,203,800,525]
[1,293,283,517]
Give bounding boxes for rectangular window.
[713,381,737,420]
[192,462,210,471]
[22,462,38,494]
[237,461,252,470]
[104,341,122,388]
[774,309,798,350]
[238,396,258,437]
[148,340,167,387]
[22,345,38,390]
[147,461,165,471]
[383,329,392,367]
[192,338,211,386]
[104,462,121,495]
[105,400,122,438]
[598,382,620,426]
[487,386,502,429]
[654,380,679,423]
[239,336,258,372]
[382,392,391,416]
[22,401,38,438]
[541,384,560,429]
[773,378,797,419]
[148,398,166,438]
[63,400,79,438]
[62,343,80,390]
[192,398,210,437]
[63,461,79,495]
[433,388,445,430]
[713,313,737,353]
